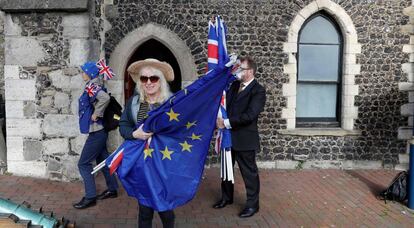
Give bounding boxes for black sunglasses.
[140,75,160,83]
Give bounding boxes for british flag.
[208,16,234,183]
[85,83,100,97]
[96,58,115,80]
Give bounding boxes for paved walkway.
[0,169,413,227]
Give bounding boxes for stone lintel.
[0,0,88,12]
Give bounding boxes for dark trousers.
[138,204,175,228]
[221,149,260,208]
[78,129,118,199]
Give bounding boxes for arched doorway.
[124,39,182,101]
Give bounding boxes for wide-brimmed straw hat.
[127,58,174,82]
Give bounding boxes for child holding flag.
[73,61,119,209]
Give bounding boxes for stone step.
[399,153,409,164]
[398,127,412,140]
[395,163,408,171]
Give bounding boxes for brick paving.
[0,169,413,227]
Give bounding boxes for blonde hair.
[135,66,172,103]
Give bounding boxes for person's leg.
[158,210,175,228]
[138,204,154,228]
[95,130,118,192]
[235,149,260,208]
[78,131,106,199]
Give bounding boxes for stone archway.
[105,23,197,151]
[108,23,197,105]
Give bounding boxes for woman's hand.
[132,124,153,140]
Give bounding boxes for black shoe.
[212,199,233,209]
[97,190,118,200]
[73,197,96,209]
[238,207,259,218]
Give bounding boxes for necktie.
[238,83,245,93]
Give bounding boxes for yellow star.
[188,133,202,141]
[180,141,193,152]
[143,147,154,159]
[166,108,180,122]
[160,146,174,160]
[185,121,197,129]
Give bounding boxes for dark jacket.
[119,95,140,140]
[227,79,266,151]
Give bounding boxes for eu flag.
[112,65,232,211]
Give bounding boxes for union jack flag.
[85,83,100,97]
[96,58,115,80]
[208,16,234,183]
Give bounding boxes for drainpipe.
[0,198,58,228]
[409,139,414,209]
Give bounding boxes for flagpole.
[91,160,106,175]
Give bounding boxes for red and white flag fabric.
[85,83,101,97]
[96,58,115,80]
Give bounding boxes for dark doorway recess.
[124,39,182,101]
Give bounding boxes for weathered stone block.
[4,14,22,36]
[70,90,82,115]
[5,100,24,118]
[61,155,81,180]
[5,37,45,66]
[23,101,36,118]
[256,161,276,169]
[62,13,89,38]
[342,160,382,169]
[49,70,71,90]
[7,119,41,138]
[7,160,46,178]
[70,73,85,91]
[5,79,36,101]
[43,114,79,137]
[4,65,19,80]
[54,92,70,109]
[399,82,414,92]
[69,39,90,66]
[6,137,23,161]
[0,0,88,12]
[70,135,87,154]
[44,138,69,155]
[401,103,414,116]
[282,84,296,96]
[274,160,299,169]
[105,80,123,96]
[40,96,53,109]
[398,127,412,140]
[47,157,62,172]
[23,140,42,161]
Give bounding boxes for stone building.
[0,0,412,180]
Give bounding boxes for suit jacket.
[226,79,266,151]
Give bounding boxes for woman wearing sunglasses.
[119,58,175,228]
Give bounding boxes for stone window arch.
[281,0,361,135]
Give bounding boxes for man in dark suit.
[213,56,266,218]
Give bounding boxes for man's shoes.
[97,190,118,200]
[238,207,259,218]
[212,199,233,209]
[73,197,96,209]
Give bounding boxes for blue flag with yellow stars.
[114,64,232,211]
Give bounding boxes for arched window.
[296,13,343,127]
